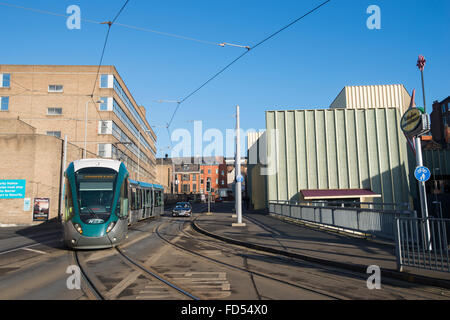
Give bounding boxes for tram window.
[117,177,129,218]
[64,177,74,221]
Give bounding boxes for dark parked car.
[172,202,192,217]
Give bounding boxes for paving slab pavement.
[193,204,450,288]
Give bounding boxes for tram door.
[140,189,147,219]
[147,189,153,218]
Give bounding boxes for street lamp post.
[84,99,104,159]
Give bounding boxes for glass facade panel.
[112,98,154,155]
[113,77,156,143]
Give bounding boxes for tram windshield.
[75,168,118,224]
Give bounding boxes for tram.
[63,159,164,249]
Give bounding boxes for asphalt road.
[0,202,449,300]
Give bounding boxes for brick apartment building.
[0,65,158,224]
[167,157,227,199]
[431,96,450,148]
[0,65,157,182]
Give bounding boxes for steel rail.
[155,221,342,300]
[73,250,106,300]
[115,246,199,300]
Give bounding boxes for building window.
[182,184,190,193]
[0,97,9,111]
[201,179,204,185]
[221,180,225,185]
[193,184,197,192]
[182,174,190,181]
[221,170,224,175]
[48,85,63,93]
[98,143,108,157]
[47,107,63,115]
[100,97,109,111]
[99,121,109,134]
[1,74,10,88]
[100,75,109,88]
[216,179,218,184]
[193,174,196,180]
[46,131,61,138]
[216,169,218,174]
[208,169,211,174]
[201,170,204,174]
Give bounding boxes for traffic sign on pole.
[414,166,431,182]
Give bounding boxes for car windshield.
[75,168,117,224]
[176,203,190,209]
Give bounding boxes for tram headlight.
[74,223,83,234]
[106,222,116,233]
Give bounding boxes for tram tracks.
[73,250,106,300]
[71,219,200,300]
[114,246,200,300]
[155,220,344,300]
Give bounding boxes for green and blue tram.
[63,159,164,249]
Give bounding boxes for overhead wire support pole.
[232,105,245,227]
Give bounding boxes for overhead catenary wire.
[0,1,247,49]
[89,0,131,124]
[167,0,332,128]
[90,0,131,97]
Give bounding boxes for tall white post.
[59,135,68,222]
[415,136,431,250]
[233,105,245,227]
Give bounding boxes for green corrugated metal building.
[265,108,414,205]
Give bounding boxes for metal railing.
[272,200,411,211]
[269,200,416,240]
[395,217,450,273]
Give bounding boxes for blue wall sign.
[414,166,431,182]
[0,180,26,199]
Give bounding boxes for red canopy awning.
[301,189,381,200]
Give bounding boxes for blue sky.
[1,0,449,157]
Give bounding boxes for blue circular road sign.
[414,166,431,182]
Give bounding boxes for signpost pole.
[208,192,211,214]
[415,136,432,250]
